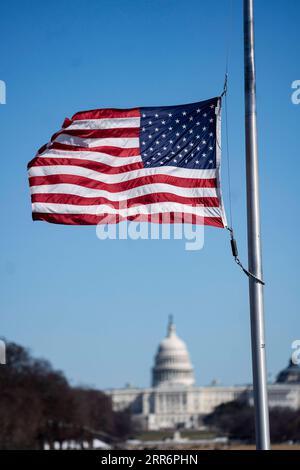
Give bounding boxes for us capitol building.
[106,317,300,430]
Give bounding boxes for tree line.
[0,340,132,449]
[204,398,300,443]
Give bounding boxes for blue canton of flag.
[140,97,219,169]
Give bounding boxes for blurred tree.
[204,398,300,443]
[204,399,255,441]
[0,340,132,449]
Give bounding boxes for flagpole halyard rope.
[221,73,228,98]
[222,83,265,285]
[226,227,265,285]
[220,35,265,286]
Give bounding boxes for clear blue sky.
[0,0,299,389]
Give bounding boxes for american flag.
[28,97,227,228]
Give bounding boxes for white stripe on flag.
[28,165,217,182]
[66,117,140,130]
[36,149,143,166]
[54,134,139,148]
[32,202,221,218]
[30,183,219,199]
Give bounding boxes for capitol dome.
[276,359,300,384]
[152,316,195,387]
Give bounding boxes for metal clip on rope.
[227,227,265,285]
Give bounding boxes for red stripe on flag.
[28,157,144,174]
[38,142,141,156]
[32,212,224,227]
[29,174,218,191]
[31,192,220,208]
[71,108,140,120]
[51,127,140,141]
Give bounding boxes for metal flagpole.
[243,0,270,450]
